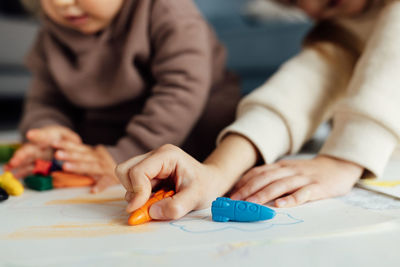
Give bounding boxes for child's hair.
[20,0,41,17]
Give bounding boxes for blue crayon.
[50,159,64,172]
[211,197,276,222]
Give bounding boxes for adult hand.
[231,155,363,207]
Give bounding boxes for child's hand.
[230,156,364,208]
[4,143,53,178]
[54,142,119,193]
[26,125,82,147]
[6,125,81,178]
[115,145,226,220]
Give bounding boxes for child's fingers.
[56,127,82,143]
[53,141,91,154]
[230,167,297,200]
[55,150,98,163]
[8,144,41,168]
[13,164,35,179]
[245,175,311,204]
[115,153,151,190]
[149,186,199,220]
[26,129,57,147]
[117,145,187,213]
[275,183,321,208]
[27,127,81,146]
[234,163,281,190]
[125,171,152,212]
[91,175,119,194]
[63,161,103,175]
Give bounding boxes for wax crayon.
[33,159,52,176]
[52,172,95,188]
[128,189,175,226]
[25,175,53,191]
[0,171,24,196]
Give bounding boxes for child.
[116,0,400,220]
[6,0,240,193]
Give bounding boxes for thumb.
[149,187,198,220]
[57,128,82,144]
[27,127,81,147]
[26,129,49,146]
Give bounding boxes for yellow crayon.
[0,171,24,196]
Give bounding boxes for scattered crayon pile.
[0,155,96,202]
[24,159,95,191]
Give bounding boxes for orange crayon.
[128,189,175,226]
[52,172,95,188]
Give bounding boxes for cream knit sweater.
[219,0,400,177]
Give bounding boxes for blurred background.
[0,0,312,133]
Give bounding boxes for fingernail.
[149,204,163,220]
[56,151,66,159]
[63,163,73,170]
[276,199,286,207]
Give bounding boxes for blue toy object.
[211,197,276,222]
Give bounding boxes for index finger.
[115,145,183,213]
[8,144,42,168]
[115,153,150,190]
[116,153,153,212]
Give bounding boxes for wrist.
[317,155,364,177]
[203,134,259,195]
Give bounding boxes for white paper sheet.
[357,155,400,199]
[1,185,399,266]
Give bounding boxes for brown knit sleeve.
[107,0,213,163]
[19,30,77,138]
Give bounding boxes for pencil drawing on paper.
[169,212,304,234]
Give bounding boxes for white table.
[1,149,400,267]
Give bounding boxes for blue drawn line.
[169,212,304,234]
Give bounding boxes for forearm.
[218,40,357,165]
[204,134,259,195]
[321,2,400,177]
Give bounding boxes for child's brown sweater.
[20,0,241,163]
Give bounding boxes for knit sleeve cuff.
[320,113,398,177]
[217,106,290,164]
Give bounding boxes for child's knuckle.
[128,167,142,179]
[158,144,177,152]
